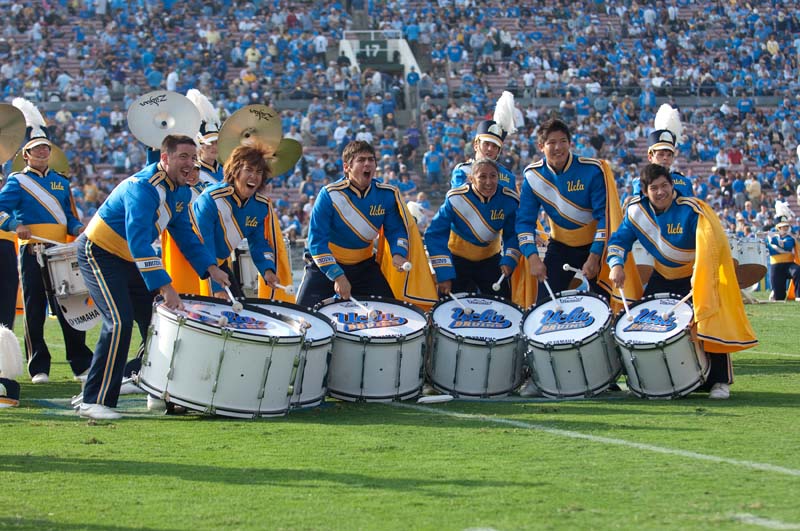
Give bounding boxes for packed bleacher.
[1,0,799,242]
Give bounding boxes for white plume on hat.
[12,97,50,150]
[0,324,23,380]
[186,89,221,131]
[795,144,800,164]
[493,91,517,137]
[653,103,682,145]
[775,199,794,221]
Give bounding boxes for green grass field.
[2,302,799,531]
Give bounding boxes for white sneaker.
[79,403,122,420]
[74,369,89,382]
[147,395,167,412]
[519,378,542,397]
[119,378,143,395]
[31,373,49,384]
[709,383,730,400]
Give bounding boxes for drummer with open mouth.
[606,163,758,399]
[424,158,519,299]
[296,140,410,308]
[192,143,280,298]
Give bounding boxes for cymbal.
[12,145,71,177]
[217,104,282,164]
[268,138,303,178]
[0,103,26,164]
[127,91,201,149]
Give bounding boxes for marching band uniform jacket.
[767,233,797,264]
[307,178,409,281]
[424,183,520,282]
[198,159,224,187]
[192,182,277,293]
[84,161,215,292]
[450,160,516,190]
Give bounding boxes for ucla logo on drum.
[448,309,511,329]
[623,309,678,333]
[334,312,408,332]
[186,307,270,330]
[534,307,595,335]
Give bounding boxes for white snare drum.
[613,294,709,399]
[632,241,654,285]
[428,295,523,398]
[233,239,259,296]
[44,244,88,298]
[523,290,619,398]
[246,298,334,408]
[730,237,767,288]
[316,297,426,402]
[138,296,305,417]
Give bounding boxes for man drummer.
[607,163,758,399]
[0,99,92,384]
[632,104,693,199]
[425,159,520,299]
[193,143,280,298]
[766,218,800,302]
[76,134,229,420]
[296,140,410,308]
[450,119,517,191]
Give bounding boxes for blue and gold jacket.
[424,184,520,282]
[632,170,694,198]
[193,182,276,293]
[450,159,516,190]
[517,153,608,257]
[307,178,409,281]
[767,233,797,264]
[0,166,83,243]
[84,162,215,291]
[607,193,700,280]
[199,160,224,186]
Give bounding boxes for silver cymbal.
[0,103,26,164]
[217,104,282,164]
[268,138,303,178]
[127,91,201,149]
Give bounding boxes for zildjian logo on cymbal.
[249,108,276,121]
[139,94,168,107]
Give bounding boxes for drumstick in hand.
[30,235,65,246]
[401,262,412,272]
[542,279,562,311]
[275,283,296,295]
[491,273,505,292]
[223,285,244,312]
[349,295,378,320]
[618,287,633,321]
[662,291,693,320]
[448,291,473,315]
[562,263,585,279]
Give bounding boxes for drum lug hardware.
[59,280,69,297]
[483,339,496,397]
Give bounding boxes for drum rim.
[244,297,336,345]
[521,289,612,348]
[315,295,428,340]
[611,292,694,346]
[158,294,305,343]
[42,243,77,256]
[428,292,523,344]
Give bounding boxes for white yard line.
[732,514,800,529]
[393,403,800,478]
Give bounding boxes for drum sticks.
[491,273,505,291]
[662,291,693,320]
[542,280,562,311]
[448,292,473,315]
[30,235,66,246]
[562,263,585,279]
[618,287,633,321]
[349,295,379,320]
[401,262,412,272]
[223,286,244,312]
[274,283,296,295]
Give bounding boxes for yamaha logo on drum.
[448,309,511,329]
[534,307,595,335]
[623,309,678,333]
[334,312,408,332]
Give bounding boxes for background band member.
[632,104,693,199]
[425,159,519,299]
[0,173,17,334]
[766,219,800,302]
[296,140,410,308]
[607,163,758,399]
[193,144,279,298]
[0,98,92,384]
[76,134,229,420]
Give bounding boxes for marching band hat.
[647,129,677,153]
[475,120,507,148]
[776,217,791,229]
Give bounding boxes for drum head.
[523,292,610,345]
[317,297,426,338]
[430,295,522,341]
[245,299,334,342]
[614,296,693,345]
[175,297,299,338]
[57,295,101,331]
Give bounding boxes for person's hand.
[500,264,513,278]
[528,255,547,280]
[391,254,408,272]
[16,224,31,240]
[161,284,184,310]
[437,279,452,295]
[582,253,601,280]
[609,264,625,289]
[208,265,230,287]
[334,274,351,299]
[263,270,279,288]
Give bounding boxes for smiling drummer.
[296,140,411,308]
[606,163,758,399]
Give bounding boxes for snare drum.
[522,290,619,398]
[246,298,334,408]
[613,294,709,399]
[137,295,305,417]
[316,297,426,402]
[428,295,523,398]
[730,238,767,288]
[44,244,88,298]
[632,242,654,285]
[233,239,260,296]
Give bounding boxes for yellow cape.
[257,208,295,303]
[377,191,438,311]
[162,230,204,295]
[783,240,800,300]
[692,200,758,353]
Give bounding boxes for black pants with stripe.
[451,253,510,300]
[769,262,800,301]
[296,255,394,309]
[19,243,92,377]
[77,236,155,407]
[538,240,605,304]
[0,239,17,330]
